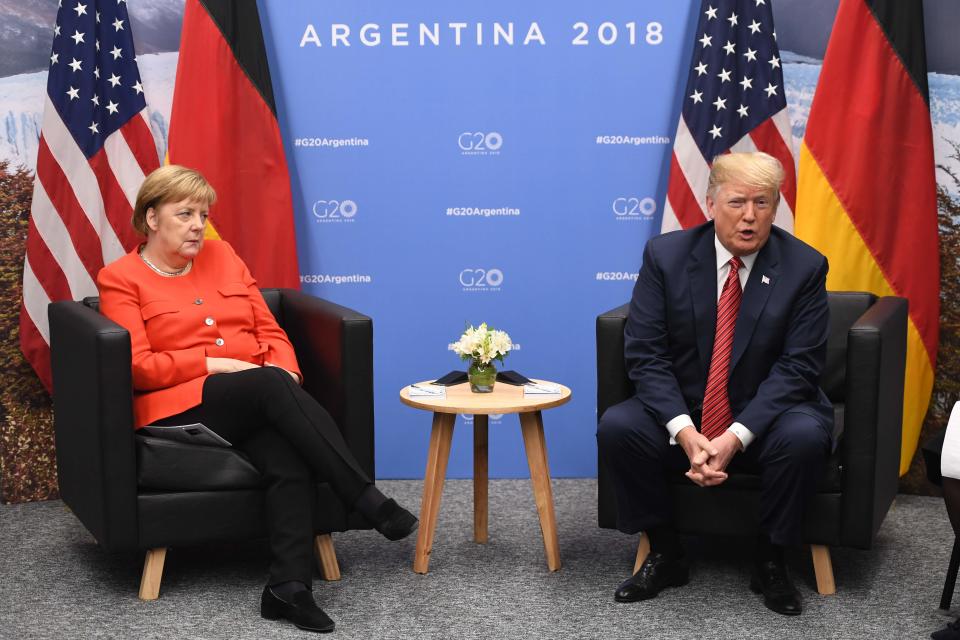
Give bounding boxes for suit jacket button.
[205,317,215,326]
[215,338,225,346]
[194,298,204,305]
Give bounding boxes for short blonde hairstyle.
[707,152,784,200]
[132,165,217,235]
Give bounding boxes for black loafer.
[750,559,803,615]
[373,499,419,541]
[614,552,689,602]
[261,586,335,633]
[932,617,960,640]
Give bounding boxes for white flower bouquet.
[452,323,512,392]
[452,323,512,366]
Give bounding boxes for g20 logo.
[460,413,504,423]
[458,132,503,152]
[612,197,656,218]
[459,268,504,288]
[312,199,358,220]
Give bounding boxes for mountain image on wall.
[0,52,177,174]
[0,0,184,171]
[0,0,184,77]
[781,51,960,195]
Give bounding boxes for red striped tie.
[701,256,744,440]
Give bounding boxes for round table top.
[399,379,572,415]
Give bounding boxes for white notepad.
[408,384,446,398]
[523,382,561,395]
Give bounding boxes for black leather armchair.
[49,288,375,599]
[596,292,907,594]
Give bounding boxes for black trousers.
[156,367,372,586]
[597,397,830,546]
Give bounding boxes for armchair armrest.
[597,303,633,420]
[596,302,632,528]
[278,289,375,478]
[839,296,907,547]
[48,300,138,551]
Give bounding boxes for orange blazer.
[97,239,302,428]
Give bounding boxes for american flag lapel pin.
[762,275,771,285]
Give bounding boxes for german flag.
[168,0,300,288]
[795,0,938,474]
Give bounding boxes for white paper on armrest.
[942,401,960,480]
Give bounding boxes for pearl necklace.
[139,247,192,277]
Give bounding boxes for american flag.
[20,0,159,389]
[661,0,795,233]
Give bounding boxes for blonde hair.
[707,152,784,199]
[132,165,217,235]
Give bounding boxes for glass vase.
[468,360,497,393]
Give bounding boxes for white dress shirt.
[664,235,758,450]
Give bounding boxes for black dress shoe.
[614,552,690,602]
[373,499,419,541]
[261,586,335,633]
[750,559,803,615]
[932,617,960,640]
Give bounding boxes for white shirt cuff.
[665,414,693,445]
[728,422,755,450]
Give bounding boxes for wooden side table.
[400,379,572,574]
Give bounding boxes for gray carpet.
[0,479,956,639]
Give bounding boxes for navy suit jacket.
[624,221,834,443]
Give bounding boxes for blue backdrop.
[258,1,701,478]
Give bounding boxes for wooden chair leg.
[138,547,167,601]
[810,544,836,595]
[633,532,650,575]
[314,534,341,581]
